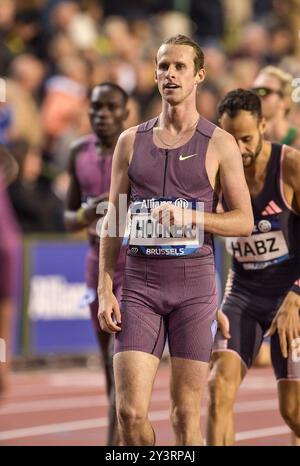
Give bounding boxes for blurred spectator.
[229,58,260,89]
[6,54,45,147]
[0,0,299,236]
[272,0,300,55]
[48,32,79,75]
[103,16,139,63]
[202,46,226,81]
[190,0,225,45]
[232,22,270,63]
[50,0,80,35]
[102,0,172,19]
[124,96,141,129]
[8,140,65,233]
[10,7,48,59]
[157,11,192,41]
[252,66,300,148]
[90,57,113,87]
[196,81,222,124]
[222,0,253,51]
[266,23,295,63]
[253,0,273,18]
[0,0,16,75]
[131,59,158,119]
[41,56,89,147]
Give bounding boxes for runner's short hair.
[160,34,204,73]
[90,82,129,106]
[218,88,262,121]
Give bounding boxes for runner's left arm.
[286,147,300,296]
[203,128,254,237]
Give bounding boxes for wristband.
[76,207,88,226]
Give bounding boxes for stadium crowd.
[1,0,300,233]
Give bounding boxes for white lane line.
[0,391,171,414]
[0,418,107,441]
[0,414,289,443]
[0,395,279,416]
[236,425,290,441]
[0,410,169,441]
[234,399,277,413]
[0,396,107,414]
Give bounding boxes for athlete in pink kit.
[98,35,253,446]
[0,145,20,399]
[64,83,129,445]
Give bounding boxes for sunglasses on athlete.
[251,87,284,98]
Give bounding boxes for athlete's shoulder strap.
[137,117,158,133]
[69,133,94,152]
[196,116,217,138]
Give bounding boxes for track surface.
[0,362,291,446]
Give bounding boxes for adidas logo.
[261,200,282,216]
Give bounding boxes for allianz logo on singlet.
[139,198,189,209]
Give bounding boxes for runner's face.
[252,74,284,120]
[220,110,265,167]
[88,86,128,138]
[155,44,204,106]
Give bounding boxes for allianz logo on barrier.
[28,276,91,320]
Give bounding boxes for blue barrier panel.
[25,238,98,355]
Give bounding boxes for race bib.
[127,198,203,257]
[226,229,289,270]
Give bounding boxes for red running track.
[0,361,291,446]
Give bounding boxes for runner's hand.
[83,193,109,224]
[265,291,300,358]
[98,291,122,334]
[151,204,186,227]
[217,309,231,339]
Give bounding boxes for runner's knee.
[117,402,148,430]
[208,369,239,414]
[170,403,199,431]
[279,400,300,437]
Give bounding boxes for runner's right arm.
[64,142,108,231]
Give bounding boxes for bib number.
[226,230,289,270]
[128,198,203,257]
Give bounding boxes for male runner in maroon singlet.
[97,35,253,446]
[0,145,20,399]
[207,89,300,446]
[64,83,129,445]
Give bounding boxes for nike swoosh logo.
[179,153,198,161]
